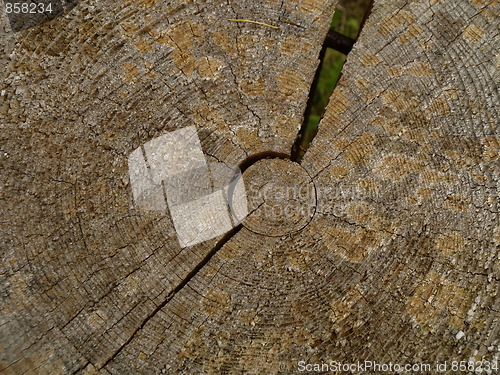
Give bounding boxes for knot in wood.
[242,158,316,236]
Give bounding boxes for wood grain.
[1,0,498,374]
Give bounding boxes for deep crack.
[291,0,374,162]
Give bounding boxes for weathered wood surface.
[1,0,498,374]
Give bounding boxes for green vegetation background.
[301,0,371,152]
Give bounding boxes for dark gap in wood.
[238,151,290,172]
[290,46,327,162]
[291,0,374,163]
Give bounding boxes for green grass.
[297,2,371,158]
[306,8,360,130]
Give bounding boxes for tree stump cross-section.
[0,0,498,374]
